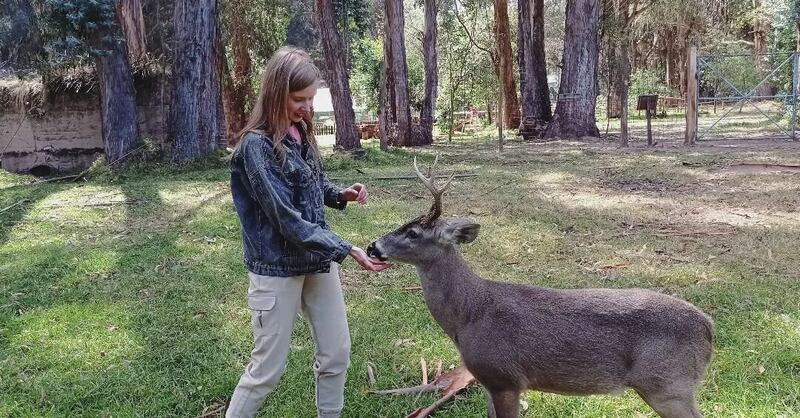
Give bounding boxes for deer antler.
[413,155,455,227]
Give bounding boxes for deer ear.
[441,219,480,245]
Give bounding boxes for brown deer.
[366,157,714,418]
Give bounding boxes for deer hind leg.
[637,389,703,418]
[487,390,520,418]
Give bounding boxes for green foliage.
[36,0,120,67]
[349,37,383,116]
[333,0,372,39]
[629,69,678,98]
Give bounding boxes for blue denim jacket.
[230,130,352,277]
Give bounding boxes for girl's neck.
[287,122,302,145]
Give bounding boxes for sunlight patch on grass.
[7,303,143,373]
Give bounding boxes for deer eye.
[406,229,419,239]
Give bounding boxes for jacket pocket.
[248,295,277,336]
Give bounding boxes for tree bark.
[544,0,601,139]
[493,0,520,129]
[316,0,361,151]
[169,0,225,161]
[93,20,140,163]
[116,0,147,60]
[604,0,631,145]
[382,0,412,147]
[753,0,771,97]
[517,0,552,139]
[419,0,439,146]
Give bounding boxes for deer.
[366,157,714,418]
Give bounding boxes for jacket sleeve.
[321,171,347,210]
[242,138,352,263]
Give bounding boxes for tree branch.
[452,0,493,58]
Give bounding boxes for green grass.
[1,139,800,417]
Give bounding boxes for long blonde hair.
[238,46,321,163]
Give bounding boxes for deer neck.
[415,246,482,340]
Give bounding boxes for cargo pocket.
[249,295,277,336]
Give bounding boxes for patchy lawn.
[1,138,799,417]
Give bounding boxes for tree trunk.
[606,0,631,145]
[753,0,771,97]
[419,0,439,146]
[116,0,147,60]
[316,0,361,151]
[225,0,253,143]
[382,0,412,147]
[93,23,140,163]
[615,40,630,146]
[544,0,601,139]
[518,0,552,139]
[169,0,225,161]
[493,0,520,129]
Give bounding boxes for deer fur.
[366,159,713,418]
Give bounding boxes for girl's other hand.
[341,183,368,205]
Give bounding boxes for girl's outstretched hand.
[340,183,368,205]
[349,246,392,272]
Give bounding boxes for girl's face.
[286,81,318,123]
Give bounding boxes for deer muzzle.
[366,241,388,261]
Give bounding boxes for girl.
[227,46,391,418]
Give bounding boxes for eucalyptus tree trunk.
[93,11,140,163]
[221,0,254,144]
[604,0,631,145]
[518,0,552,139]
[753,0,771,97]
[544,0,601,139]
[317,0,361,151]
[170,0,225,161]
[116,0,146,60]
[382,0,412,146]
[494,0,520,129]
[419,0,439,146]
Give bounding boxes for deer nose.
[366,242,383,260]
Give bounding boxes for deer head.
[367,156,480,265]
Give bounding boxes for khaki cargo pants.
[226,263,351,418]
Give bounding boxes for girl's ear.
[439,218,480,245]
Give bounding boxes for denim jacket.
[230,130,352,277]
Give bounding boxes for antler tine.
[413,155,455,227]
[413,157,437,196]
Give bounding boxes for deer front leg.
[486,388,497,418]
[488,390,520,418]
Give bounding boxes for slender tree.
[316,0,362,151]
[170,0,226,161]
[381,0,412,146]
[518,0,552,139]
[419,0,439,145]
[494,0,520,129]
[544,0,601,139]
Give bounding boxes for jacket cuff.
[329,239,353,264]
[326,189,347,210]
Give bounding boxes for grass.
[1,138,800,417]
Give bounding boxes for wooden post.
[685,46,698,145]
[646,107,654,146]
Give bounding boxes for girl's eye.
[407,230,418,239]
